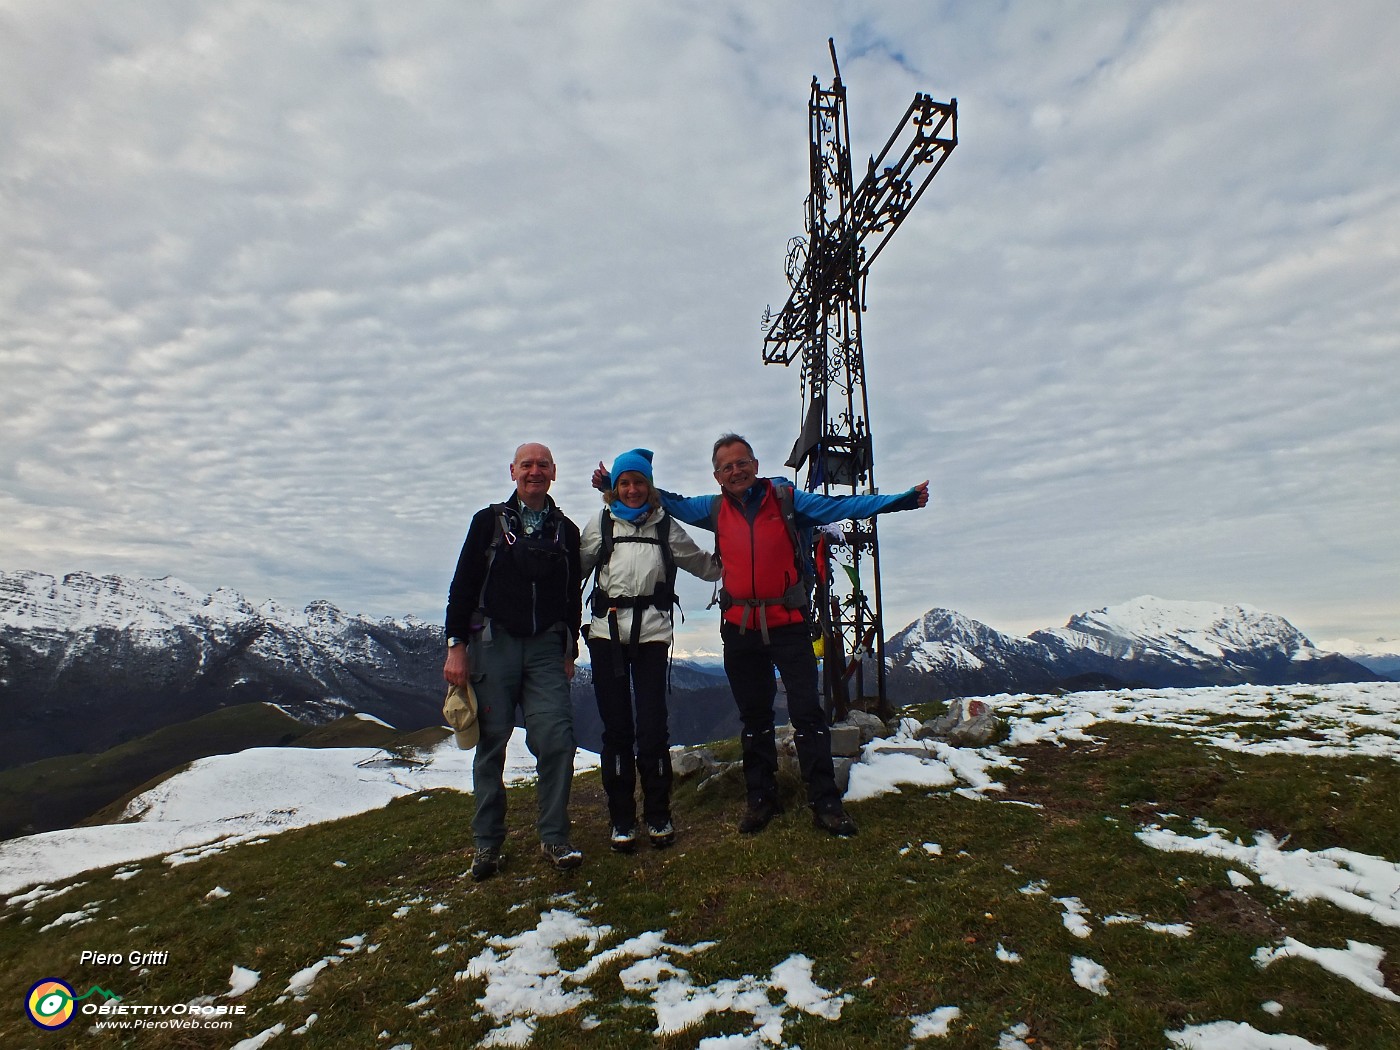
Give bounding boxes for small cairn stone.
[840,709,888,744]
[915,697,1008,747]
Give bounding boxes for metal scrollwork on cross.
[761,39,957,717]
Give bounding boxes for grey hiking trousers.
[469,623,576,848]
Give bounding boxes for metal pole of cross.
[761,39,957,719]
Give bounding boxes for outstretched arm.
[591,460,715,529]
[657,489,716,529]
[791,481,930,526]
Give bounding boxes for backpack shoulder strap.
[768,481,803,554]
[770,481,815,601]
[771,481,797,544]
[657,514,676,598]
[477,503,515,609]
[600,509,615,565]
[587,509,613,603]
[489,502,517,540]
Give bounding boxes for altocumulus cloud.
[0,0,1396,648]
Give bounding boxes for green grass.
[2,720,1396,1047]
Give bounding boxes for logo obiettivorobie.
[25,979,121,1030]
[25,979,75,1030]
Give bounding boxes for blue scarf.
[609,501,651,524]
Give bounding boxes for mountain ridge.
[887,595,1383,702]
[0,571,1385,776]
[0,569,443,771]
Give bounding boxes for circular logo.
[26,978,76,1030]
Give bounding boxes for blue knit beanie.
[609,448,654,486]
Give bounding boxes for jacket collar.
[505,491,558,517]
[725,477,772,509]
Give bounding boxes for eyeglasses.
[714,458,755,476]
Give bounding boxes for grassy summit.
[2,691,1397,1047]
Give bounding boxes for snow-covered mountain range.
[887,596,1385,702]
[884,608,1063,699]
[0,571,1386,773]
[0,569,443,770]
[1316,636,1400,680]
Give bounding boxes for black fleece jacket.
[444,492,582,657]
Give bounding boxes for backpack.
[587,510,681,675]
[476,502,571,636]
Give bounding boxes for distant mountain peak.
[1,569,259,637]
[886,608,1060,697]
[885,596,1382,702]
[1043,595,1316,667]
[1069,595,1276,631]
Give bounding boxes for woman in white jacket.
[580,448,721,851]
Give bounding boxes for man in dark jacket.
[445,442,584,879]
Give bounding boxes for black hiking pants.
[587,638,673,831]
[721,620,840,812]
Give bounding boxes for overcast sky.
[2,0,1396,653]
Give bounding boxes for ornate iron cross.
[762,39,957,717]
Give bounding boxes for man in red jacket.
[602,434,929,837]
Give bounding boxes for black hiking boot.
[540,841,584,871]
[609,826,638,854]
[471,845,504,881]
[813,806,858,837]
[738,800,782,834]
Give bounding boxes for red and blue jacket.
[660,479,922,633]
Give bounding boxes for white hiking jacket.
[579,506,721,646]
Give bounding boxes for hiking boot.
[647,821,675,849]
[609,826,638,854]
[813,806,858,837]
[470,845,503,882]
[540,841,584,871]
[738,800,782,835]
